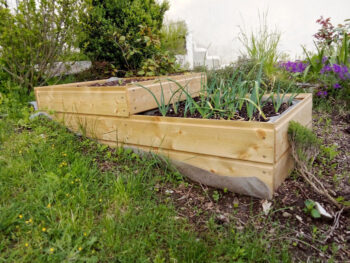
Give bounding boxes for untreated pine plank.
[273,148,294,190]
[36,90,129,116]
[54,113,275,164]
[274,93,313,162]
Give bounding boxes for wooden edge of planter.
[34,72,203,91]
[274,93,313,162]
[53,112,275,164]
[273,120,313,190]
[35,88,130,117]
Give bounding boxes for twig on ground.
[199,183,213,203]
[290,143,343,209]
[322,208,344,243]
[271,237,330,258]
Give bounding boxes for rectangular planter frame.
[35,76,312,199]
[35,72,204,117]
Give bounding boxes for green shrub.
[0,0,81,93]
[160,20,188,55]
[79,0,180,76]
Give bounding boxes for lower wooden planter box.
[35,72,204,117]
[36,88,312,199]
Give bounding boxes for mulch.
[90,77,153,87]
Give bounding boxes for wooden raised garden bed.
[35,72,204,117]
[35,73,312,199]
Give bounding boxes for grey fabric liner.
[268,99,300,123]
[127,146,273,200]
[173,160,272,199]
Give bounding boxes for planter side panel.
[274,94,313,162]
[55,113,275,164]
[273,149,294,190]
[35,89,129,117]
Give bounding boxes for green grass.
[0,99,291,262]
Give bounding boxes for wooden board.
[35,72,204,117]
[274,93,313,162]
[273,149,294,190]
[55,113,275,164]
[36,89,129,117]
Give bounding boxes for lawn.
[0,100,292,262]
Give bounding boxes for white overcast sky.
[165,0,350,63]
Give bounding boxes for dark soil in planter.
[89,72,187,87]
[141,97,290,122]
[90,77,153,87]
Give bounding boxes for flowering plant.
[279,61,308,73]
[314,16,350,47]
[313,17,350,67]
[279,57,349,99]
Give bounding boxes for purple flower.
[320,65,332,74]
[333,83,341,89]
[279,60,308,73]
[316,90,328,98]
[320,63,350,81]
[332,64,342,73]
[322,56,328,64]
[338,72,345,80]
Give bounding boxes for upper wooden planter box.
[35,76,312,199]
[35,72,204,117]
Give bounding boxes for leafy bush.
[279,17,350,107]
[80,0,180,77]
[0,0,81,93]
[160,20,188,55]
[312,17,350,67]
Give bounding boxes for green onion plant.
[141,63,299,121]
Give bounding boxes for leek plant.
[141,63,298,121]
[270,86,287,113]
[269,84,299,113]
[137,80,183,116]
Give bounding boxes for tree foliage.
[0,0,82,93]
[79,0,180,76]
